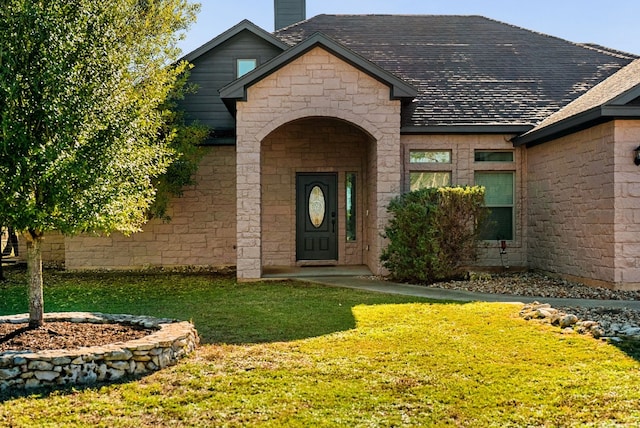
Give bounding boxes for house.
[37,1,640,289]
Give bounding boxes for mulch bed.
[0,322,154,353]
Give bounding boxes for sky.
[177,0,640,57]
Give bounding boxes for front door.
[296,173,338,261]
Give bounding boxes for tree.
[0,0,200,327]
[148,73,208,221]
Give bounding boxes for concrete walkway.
[301,275,640,310]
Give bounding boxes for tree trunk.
[25,231,44,328]
[0,227,4,282]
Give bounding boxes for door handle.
[331,212,336,233]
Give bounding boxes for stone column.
[236,129,262,280]
[373,131,401,275]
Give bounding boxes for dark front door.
[296,173,338,261]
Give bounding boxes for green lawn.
[2,267,640,427]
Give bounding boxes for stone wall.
[65,146,237,270]
[400,134,527,268]
[0,312,199,392]
[41,231,66,265]
[613,120,640,287]
[526,122,617,287]
[8,231,65,266]
[235,46,401,279]
[262,118,369,266]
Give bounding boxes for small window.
[474,151,514,162]
[475,172,514,240]
[410,172,451,191]
[346,173,357,241]
[237,59,257,78]
[410,150,451,163]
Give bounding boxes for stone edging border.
[0,312,199,392]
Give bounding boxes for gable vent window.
[237,59,257,78]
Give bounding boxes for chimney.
[274,0,306,30]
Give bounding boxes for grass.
[2,266,640,426]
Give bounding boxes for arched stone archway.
[234,46,402,280]
[255,108,382,143]
[260,116,375,270]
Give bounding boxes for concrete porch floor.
[262,265,373,278]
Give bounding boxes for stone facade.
[401,134,527,268]
[235,46,401,279]
[40,232,66,266]
[10,231,65,266]
[262,118,369,267]
[5,41,638,289]
[613,120,640,287]
[0,312,198,392]
[525,121,640,289]
[64,147,237,270]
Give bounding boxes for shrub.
[381,186,488,284]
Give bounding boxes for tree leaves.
[0,0,200,236]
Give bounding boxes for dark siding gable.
[178,30,284,143]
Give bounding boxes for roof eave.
[608,83,640,106]
[512,106,640,147]
[179,20,289,63]
[401,124,533,135]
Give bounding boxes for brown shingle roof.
[513,59,640,145]
[529,59,640,130]
[275,15,637,129]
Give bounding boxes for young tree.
[148,73,208,221]
[0,0,200,327]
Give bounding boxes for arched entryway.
[260,116,375,271]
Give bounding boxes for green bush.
[381,186,488,284]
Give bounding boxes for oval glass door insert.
[309,186,326,228]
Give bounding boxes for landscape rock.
[0,312,199,393]
[559,314,578,328]
[421,272,640,341]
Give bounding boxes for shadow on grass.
[0,268,454,402]
[611,339,640,362]
[0,268,448,346]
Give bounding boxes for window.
[410,150,451,163]
[408,150,451,191]
[475,172,514,240]
[237,59,257,78]
[346,173,357,241]
[410,172,451,191]
[474,151,514,162]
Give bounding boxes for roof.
[219,32,417,105]
[514,59,640,146]
[274,15,637,131]
[179,19,288,63]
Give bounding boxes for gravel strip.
[428,271,640,339]
[435,271,640,301]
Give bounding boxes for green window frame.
[475,171,514,240]
[346,173,357,241]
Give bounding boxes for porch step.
[262,265,372,278]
